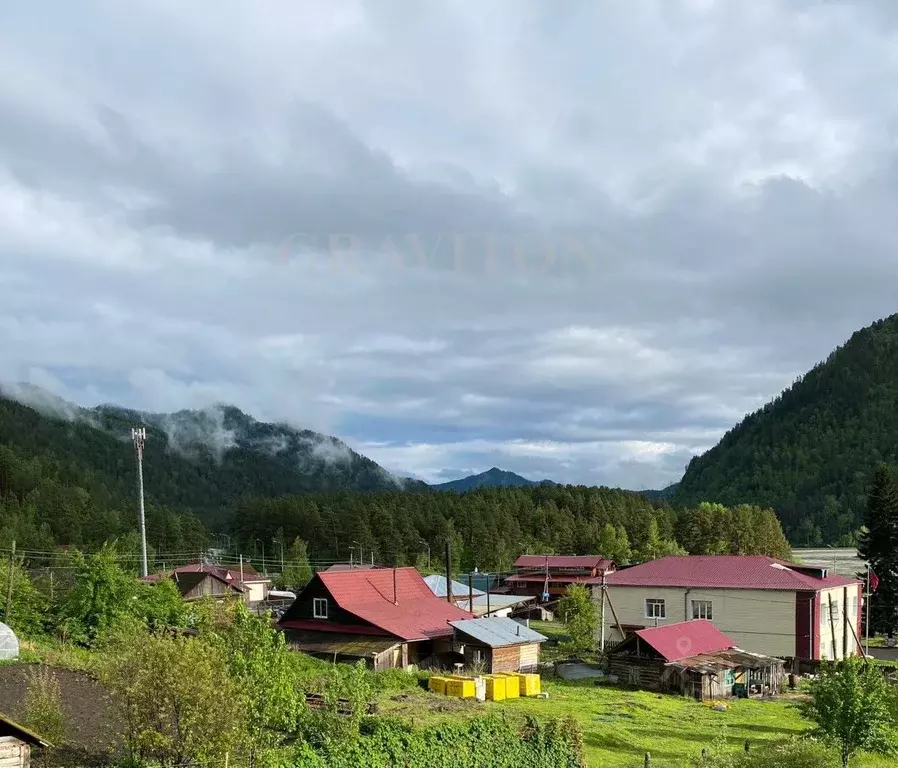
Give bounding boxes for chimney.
[393,567,398,605]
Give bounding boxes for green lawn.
[381,677,894,768]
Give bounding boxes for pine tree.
[858,465,898,635]
[280,538,313,590]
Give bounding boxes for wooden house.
[278,567,473,669]
[0,714,51,768]
[505,555,614,600]
[449,618,547,673]
[607,620,785,700]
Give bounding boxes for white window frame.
[691,599,713,620]
[645,599,666,619]
[313,597,328,619]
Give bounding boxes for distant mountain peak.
[432,467,555,492]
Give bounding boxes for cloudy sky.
[3,0,898,488]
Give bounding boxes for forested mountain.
[432,467,554,492]
[674,314,898,546]
[639,483,679,501]
[0,388,423,553]
[231,487,792,573]
[0,386,794,566]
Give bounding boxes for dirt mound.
[0,664,124,761]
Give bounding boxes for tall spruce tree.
[858,464,898,635]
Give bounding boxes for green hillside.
[674,314,898,545]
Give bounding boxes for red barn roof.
[514,555,613,570]
[601,556,860,592]
[633,620,735,662]
[291,567,472,642]
[173,563,270,584]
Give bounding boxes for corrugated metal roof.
[423,574,485,598]
[315,567,473,641]
[456,595,534,616]
[631,620,734,662]
[450,618,547,647]
[515,555,612,570]
[601,556,861,591]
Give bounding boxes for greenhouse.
[0,621,19,661]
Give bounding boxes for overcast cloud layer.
[3,0,898,487]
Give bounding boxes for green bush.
[296,714,586,768]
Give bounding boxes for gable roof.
[630,620,735,662]
[450,618,548,647]
[173,563,270,584]
[423,574,485,598]
[172,569,246,596]
[602,556,860,591]
[0,712,52,747]
[515,555,612,570]
[289,567,473,641]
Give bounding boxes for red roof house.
[141,563,271,603]
[505,554,615,600]
[597,555,862,662]
[608,619,785,700]
[278,567,473,669]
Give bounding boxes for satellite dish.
[0,622,19,661]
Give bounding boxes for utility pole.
[131,427,149,578]
[599,571,606,652]
[542,554,550,603]
[4,540,14,622]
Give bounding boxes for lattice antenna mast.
[132,427,149,578]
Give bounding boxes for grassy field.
[381,677,894,768]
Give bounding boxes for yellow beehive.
[445,677,476,698]
[485,675,507,701]
[428,676,448,694]
[499,673,520,698]
[519,673,541,697]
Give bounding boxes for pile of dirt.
[0,664,125,762]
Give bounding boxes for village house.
[0,714,50,768]
[449,618,547,673]
[278,567,473,669]
[423,575,536,618]
[505,555,615,601]
[595,555,862,661]
[142,563,271,604]
[607,620,785,701]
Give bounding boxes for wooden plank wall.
[0,737,28,768]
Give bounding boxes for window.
[313,597,328,619]
[645,599,666,619]
[691,600,713,620]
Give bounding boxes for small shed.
[607,620,785,701]
[0,714,51,768]
[450,618,547,673]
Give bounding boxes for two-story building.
[595,555,862,661]
[505,555,615,601]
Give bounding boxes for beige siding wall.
[819,585,860,661]
[598,585,797,658]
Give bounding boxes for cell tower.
[132,427,149,578]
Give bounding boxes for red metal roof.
[505,574,599,584]
[633,620,735,662]
[313,567,473,641]
[514,555,612,570]
[601,556,861,591]
[173,563,270,584]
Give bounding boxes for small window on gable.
[313,597,328,619]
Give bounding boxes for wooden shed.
[449,618,547,673]
[0,714,51,768]
[607,620,785,701]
